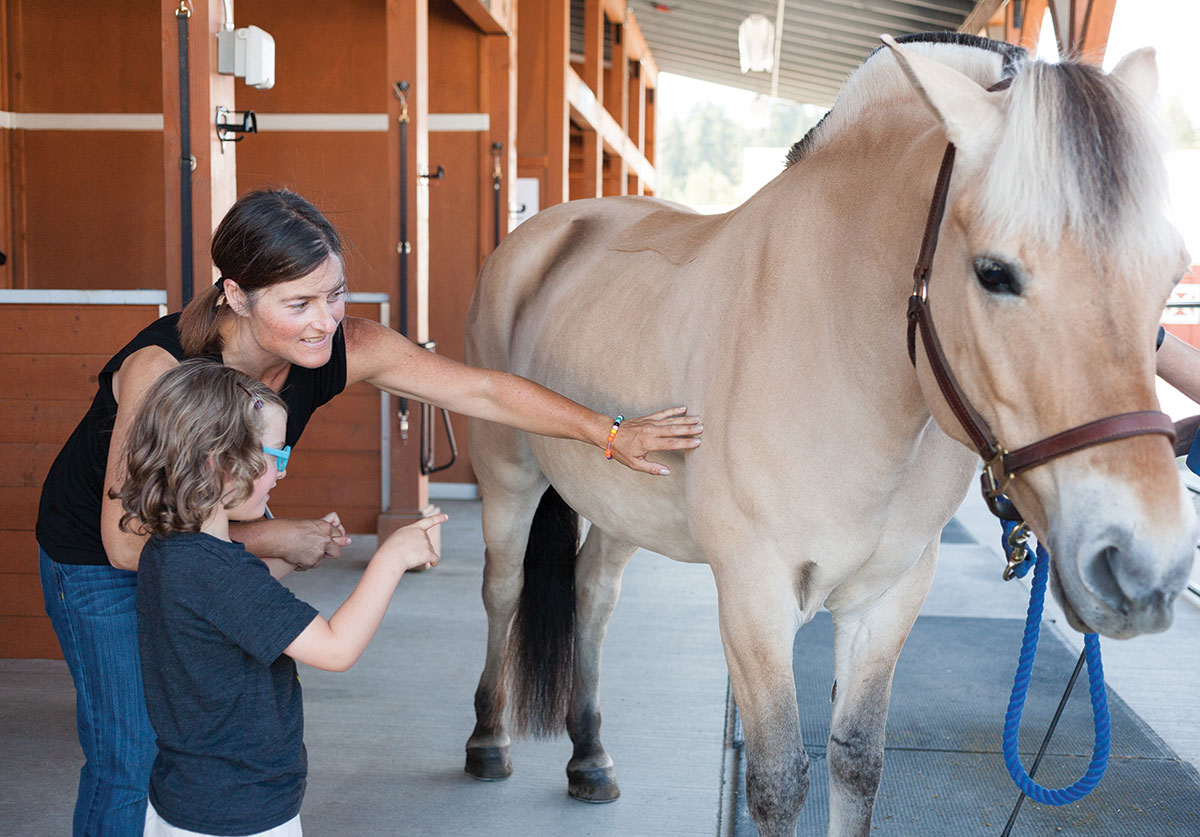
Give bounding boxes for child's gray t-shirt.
[138,532,319,834]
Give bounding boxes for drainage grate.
[727,614,1200,835]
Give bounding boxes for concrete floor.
[1,501,729,836]
[3,489,1197,836]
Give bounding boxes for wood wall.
[0,1,168,658]
[234,0,390,531]
[0,303,164,658]
[0,0,655,658]
[5,0,164,290]
[427,0,514,483]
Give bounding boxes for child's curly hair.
[112,360,286,535]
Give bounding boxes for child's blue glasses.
[263,445,291,471]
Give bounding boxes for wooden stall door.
[0,304,164,659]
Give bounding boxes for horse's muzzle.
[1050,525,1194,640]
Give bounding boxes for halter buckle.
[911,273,929,304]
[981,448,1012,499]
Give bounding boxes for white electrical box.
[217,25,276,90]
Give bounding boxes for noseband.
[905,83,1175,521]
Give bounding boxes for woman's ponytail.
[177,281,228,357]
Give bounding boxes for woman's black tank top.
[36,313,347,565]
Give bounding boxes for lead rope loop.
[999,520,1112,808]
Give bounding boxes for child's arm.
[283,514,446,671]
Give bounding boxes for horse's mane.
[786,33,1173,260]
[785,33,1021,169]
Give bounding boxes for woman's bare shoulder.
[111,345,180,407]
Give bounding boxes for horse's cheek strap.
[909,294,1001,458]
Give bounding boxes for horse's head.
[885,37,1196,639]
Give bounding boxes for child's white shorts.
[145,800,302,836]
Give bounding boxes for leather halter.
[905,82,1176,521]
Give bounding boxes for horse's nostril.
[1085,545,1129,614]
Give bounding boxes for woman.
[1159,328,1200,402]
[36,188,703,835]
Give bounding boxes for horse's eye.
[973,257,1021,296]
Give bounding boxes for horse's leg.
[825,541,937,837]
[715,567,807,837]
[566,526,638,802]
[464,467,548,781]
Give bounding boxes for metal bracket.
[418,164,446,183]
[216,106,257,152]
[417,340,459,475]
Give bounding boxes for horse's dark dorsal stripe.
[784,33,1025,170]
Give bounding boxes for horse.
[461,32,1197,836]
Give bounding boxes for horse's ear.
[880,34,1003,157]
[1109,47,1158,110]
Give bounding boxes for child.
[113,360,445,836]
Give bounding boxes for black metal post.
[176,3,194,308]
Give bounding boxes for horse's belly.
[527,436,707,563]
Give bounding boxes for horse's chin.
[1049,561,1174,640]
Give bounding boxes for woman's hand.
[288,513,352,570]
[234,514,352,570]
[606,406,702,475]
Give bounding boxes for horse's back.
[466,195,728,371]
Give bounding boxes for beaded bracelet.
[604,415,625,460]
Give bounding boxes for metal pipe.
[769,0,786,99]
[491,142,503,250]
[393,81,411,440]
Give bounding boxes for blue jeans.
[40,546,156,836]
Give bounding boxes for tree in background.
[659,99,824,208]
[1161,95,1200,150]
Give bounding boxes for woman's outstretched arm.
[341,317,702,476]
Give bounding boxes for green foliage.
[659,98,824,207]
[1160,95,1200,150]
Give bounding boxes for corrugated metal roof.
[627,0,980,106]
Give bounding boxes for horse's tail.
[505,485,579,738]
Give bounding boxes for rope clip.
[1002,521,1032,581]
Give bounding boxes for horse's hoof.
[465,745,513,781]
[567,765,620,803]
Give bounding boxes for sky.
[1102,0,1200,121]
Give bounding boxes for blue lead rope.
[999,520,1112,805]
